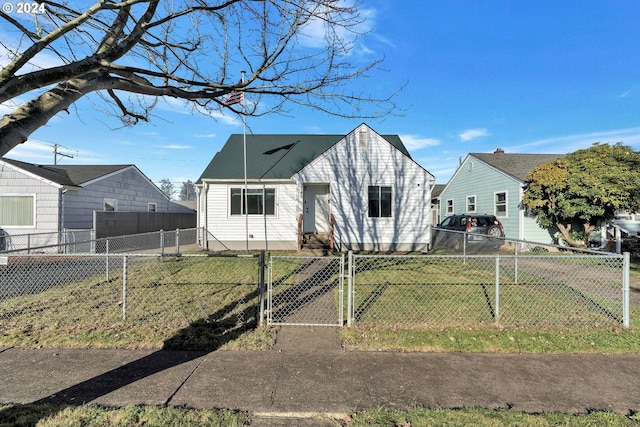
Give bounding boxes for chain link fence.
[0,252,262,349]
[1,228,198,255]
[0,226,632,350]
[0,229,94,254]
[267,255,344,326]
[350,252,629,328]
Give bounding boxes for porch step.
[301,233,331,254]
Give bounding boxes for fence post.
[160,230,164,256]
[258,251,266,326]
[463,233,467,260]
[27,234,31,255]
[514,242,519,285]
[339,252,345,326]
[122,255,128,320]
[266,255,272,325]
[623,252,630,328]
[176,228,181,254]
[494,256,500,322]
[347,250,353,326]
[106,240,110,282]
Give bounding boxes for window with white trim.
[466,195,476,213]
[148,203,157,212]
[0,195,35,227]
[494,191,507,217]
[368,186,392,217]
[230,188,275,215]
[446,199,454,214]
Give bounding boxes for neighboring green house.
[439,149,562,244]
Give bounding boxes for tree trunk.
[556,222,588,248]
[0,73,106,156]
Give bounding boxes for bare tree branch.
[0,0,401,156]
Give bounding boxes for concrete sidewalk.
[0,328,639,425]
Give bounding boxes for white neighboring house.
[0,158,192,247]
[196,124,436,252]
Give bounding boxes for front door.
[303,184,330,234]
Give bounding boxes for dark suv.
[432,214,504,251]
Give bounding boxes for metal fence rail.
[350,253,628,328]
[1,228,199,255]
[0,229,94,254]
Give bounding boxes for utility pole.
[53,144,76,165]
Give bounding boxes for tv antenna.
[52,144,77,165]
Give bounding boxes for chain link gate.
[267,255,344,326]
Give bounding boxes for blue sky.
[3,0,640,191]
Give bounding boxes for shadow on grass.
[0,286,262,425]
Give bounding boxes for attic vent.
[359,130,367,147]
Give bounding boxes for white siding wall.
[294,126,434,251]
[205,181,298,250]
[63,168,183,229]
[0,163,60,235]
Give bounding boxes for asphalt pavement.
[0,327,639,425]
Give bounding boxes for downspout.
[59,187,67,249]
[262,182,268,251]
[196,186,201,247]
[202,182,209,250]
[428,178,436,251]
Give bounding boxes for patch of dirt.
[630,276,640,306]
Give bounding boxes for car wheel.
[486,225,502,240]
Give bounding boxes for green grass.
[340,318,640,354]
[0,256,275,350]
[1,404,638,426]
[346,407,640,426]
[0,404,250,427]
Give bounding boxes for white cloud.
[193,133,217,139]
[6,140,53,162]
[400,134,440,151]
[459,128,490,142]
[619,86,638,98]
[158,96,242,126]
[159,144,192,150]
[507,127,640,154]
[298,2,379,57]
[6,138,108,165]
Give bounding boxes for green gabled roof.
[197,132,410,182]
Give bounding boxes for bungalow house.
[0,158,194,248]
[438,149,563,244]
[196,124,435,252]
